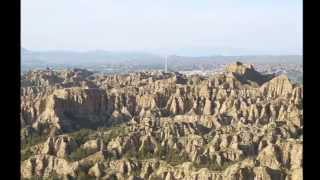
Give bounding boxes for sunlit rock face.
[21,63,303,179]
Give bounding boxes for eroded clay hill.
[21,62,303,180]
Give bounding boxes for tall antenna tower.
[165,55,168,73]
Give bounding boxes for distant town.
[21,48,302,84]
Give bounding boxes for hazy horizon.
[22,47,302,57]
[22,0,302,56]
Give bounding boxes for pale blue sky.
[22,0,302,56]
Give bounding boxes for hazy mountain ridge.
[21,48,302,66]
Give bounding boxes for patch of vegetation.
[156,144,167,160]
[137,146,155,160]
[193,159,235,171]
[122,145,154,160]
[69,128,95,145]
[122,143,191,166]
[68,147,97,161]
[101,124,128,143]
[204,132,215,144]
[105,174,118,180]
[196,124,211,135]
[149,176,163,180]
[268,122,277,129]
[131,169,142,178]
[123,149,138,159]
[63,112,103,130]
[21,133,48,150]
[21,148,34,161]
[43,172,61,180]
[27,174,61,180]
[105,150,120,161]
[27,176,42,180]
[77,171,96,180]
[166,149,189,166]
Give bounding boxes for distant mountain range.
[22,48,161,65]
[21,48,302,71]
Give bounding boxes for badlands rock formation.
[21,62,303,180]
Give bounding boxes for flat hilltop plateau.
[21,62,303,180]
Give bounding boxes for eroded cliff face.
[21,62,303,180]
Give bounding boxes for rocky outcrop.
[41,135,78,158]
[260,75,295,98]
[225,61,274,85]
[21,154,79,178]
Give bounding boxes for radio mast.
[165,55,168,73]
